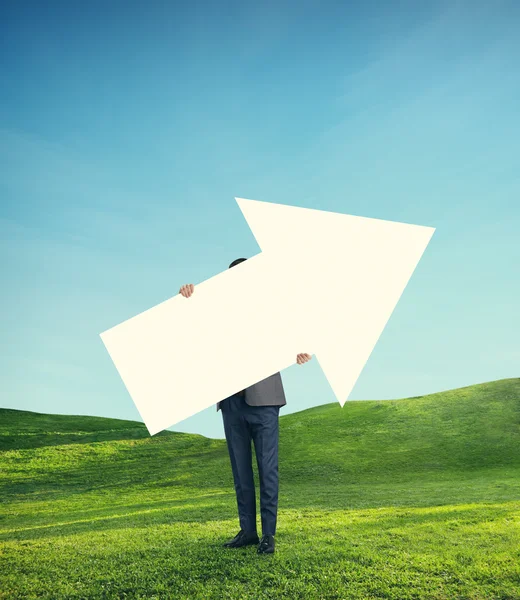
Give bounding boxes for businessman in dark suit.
[179,258,312,554]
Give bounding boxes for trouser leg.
[248,405,280,536]
[221,395,257,533]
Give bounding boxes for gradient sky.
[1,0,519,440]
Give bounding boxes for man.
[179,257,312,554]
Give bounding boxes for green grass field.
[1,378,519,599]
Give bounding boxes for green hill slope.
[1,378,519,600]
[280,376,520,483]
[1,377,519,499]
[0,408,157,449]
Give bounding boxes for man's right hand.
[179,284,195,298]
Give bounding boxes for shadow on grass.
[3,476,519,543]
[0,443,232,502]
[0,431,161,451]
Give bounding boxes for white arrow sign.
[100,198,435,435]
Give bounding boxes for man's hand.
[296,353,312,365]
[180,284,194,298]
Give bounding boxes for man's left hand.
[296,353,312,365]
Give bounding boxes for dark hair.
[229,258,247,268]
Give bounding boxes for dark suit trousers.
[220,392,280,536]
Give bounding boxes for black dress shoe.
[257,534,275,554]
[223,529,260,548]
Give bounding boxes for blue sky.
[1,0,519,440]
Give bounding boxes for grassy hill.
[1,378,519,599]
